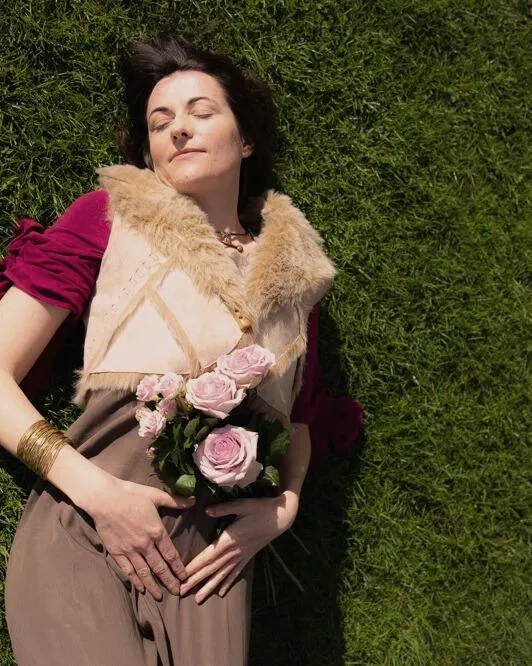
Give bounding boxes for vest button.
[238,316,252,330]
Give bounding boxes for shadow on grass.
[249,307,366,666]
[0,450,35,499]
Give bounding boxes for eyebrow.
[148,96,218,118]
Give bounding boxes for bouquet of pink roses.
[135,344,308,602]
[135,344,291,499]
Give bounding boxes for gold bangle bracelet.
[16,419,72,479]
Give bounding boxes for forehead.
[147,70,228,113]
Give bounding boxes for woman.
[1,36,345,665]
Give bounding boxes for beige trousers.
[5,390,254,666]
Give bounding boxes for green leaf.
[184,416,200,438]
[203,417,219,427]
[269,428,290,461]
[262,465,281,486]
[174,474,196,497]
[170,448,182,468]
[194,425,211,442]
[172,421,183,442]
[157,434,173,453]
[159,446,174,469]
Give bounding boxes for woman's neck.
[154,168,247,235]
[189,181,246,236]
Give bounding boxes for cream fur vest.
[74,165,337,425]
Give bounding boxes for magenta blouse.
[0,191,363,468]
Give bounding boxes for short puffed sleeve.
[0,190,110,397]
[0,190,110,316]
[290,303,365,469]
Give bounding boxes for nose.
[171,121,192,143]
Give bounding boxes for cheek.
[208,123,243,162]
[148,135,166,167]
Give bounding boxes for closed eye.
[150,111,213,130]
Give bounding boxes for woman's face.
[146,70,253,196]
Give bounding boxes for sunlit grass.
[1,1,530,664]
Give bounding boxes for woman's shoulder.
[8,189,112,256]
[1,189,112,317]
[47,189,110,249]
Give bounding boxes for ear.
[241,138,254,159]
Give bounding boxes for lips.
[171,149,203,160]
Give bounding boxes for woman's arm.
[0,285,113,506]
[0,285,195,600]
[273,422,311,523]
[280,422,311,497]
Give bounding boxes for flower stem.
[288,527,311,555]
[263,548,277,606]
[266,543,305,594]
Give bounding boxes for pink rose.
[156,397,178,420]
[138,409,166,439]
[157,373,185,399]
[136,375,160,402]
[192,425,263,489]
[216,344,275,389]
[185,372,245,419]
[135,405,152,423]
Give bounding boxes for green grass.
[1,1,531,664]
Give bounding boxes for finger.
[150,488,196,511]
[113,554,145,593]
[144,547,180,596]
[184,531,235,577]
[184,543,217,577]
[205,499,251,519]
[195,561,238,604]
[180,548,238,596]
[218,560,249,597]
[129,552,163,601]
[155,531,188,581]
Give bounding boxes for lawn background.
[0,1,530,664]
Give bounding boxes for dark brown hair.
[118,34,280,212]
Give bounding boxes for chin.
[169,178,208,198]
[169,171,232,198]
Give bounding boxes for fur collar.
[97,164,337,327]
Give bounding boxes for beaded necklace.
[215,228,255,253]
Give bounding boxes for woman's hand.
[83,476,195,601]
[180,490,300,603]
